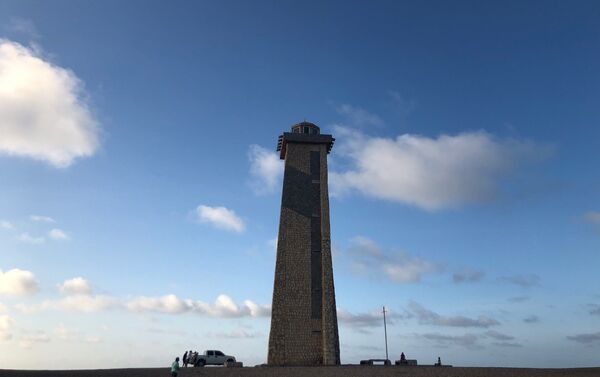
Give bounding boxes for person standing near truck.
[182,351,188,367]
[171,357,180,377]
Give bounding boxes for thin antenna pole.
[383,306,389,361]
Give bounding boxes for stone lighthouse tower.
[268,121,340,366]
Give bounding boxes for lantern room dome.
[291,121,320,135]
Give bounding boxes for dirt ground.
[1,366,599,377]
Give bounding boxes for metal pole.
[383,306,389,361]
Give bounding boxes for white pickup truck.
[188,350,236,367]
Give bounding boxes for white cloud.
[347,236,438,283]
[0,268,39,297]
[17,232,45,244]
[409,301,500,328]
[0,220,14,230]
[48,228,69,240]
[248,145,283,195]
[44,295,120,313]
[29,215,55,223]
[195,205,245,233]
[0,302,7,314]
[127,294,191,314]
[195,295,270,318]
[127,294,270,318]
[336,104,384,127]
[0,315,14,341]
[242,299,271,317]
[16,293,120,314]
[59,277,91,296]
[330,127,551,210]
[0,40,100,167]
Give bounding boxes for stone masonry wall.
[268,140,340,366]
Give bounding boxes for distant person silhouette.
[435,356,442,366]
[171,357,180,377]
[400,352,406,361]
[182,351,188,367]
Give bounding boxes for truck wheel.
[196,359,205,367]
[226,359,234,363]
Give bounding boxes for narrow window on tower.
[310,150,323,319]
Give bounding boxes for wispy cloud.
[29,215,55,223]
[409,301,500,328]
[337,308,411,329]
[48,228,69,241]
[590,305,600,316]
[19,332,51,349]
[583,211,600,225]
[507,296,530,303]
[499,274,540,288]
[209,329,262,339]
[5,17,39,39]
[347,236,439,283]
[387,91,416,117]
[492,341,523,348]
[0,220,14,230]
[195,205,245,233]
[330,127,552,210]
[0,315,14,341]
[453,268,485,283]
[567,332,600,345]
[523,315,540,323]
[0,40,100,167]
[484,330,515,341]
[419,332,481,349]
[17,233,45,244]
[584,212,600,233]
[248,145,283,195]
[336,104,384,127]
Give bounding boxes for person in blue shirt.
[171,357,180,377]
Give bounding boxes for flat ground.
[1,366,599,377]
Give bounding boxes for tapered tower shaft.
[268,122,340,366]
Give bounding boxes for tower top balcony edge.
[277,121,335,160]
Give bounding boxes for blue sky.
[1,0,600,369]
